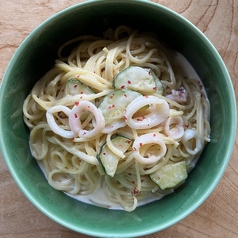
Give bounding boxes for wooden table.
[0,0,237,237]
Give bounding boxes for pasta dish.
[23,26,210,212]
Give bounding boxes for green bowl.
[0,0,236,237]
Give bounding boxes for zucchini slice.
[66,78,94,95]
[97,134,132,177]
[98,89,141,124]
[66,78,95,120]
[113,66,163,95]
[149,161,187,190]
[152,70,164,95]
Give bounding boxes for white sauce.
[38,51,208,210]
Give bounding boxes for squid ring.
[164,115,184,139]
[69,100,105,138]
[124,95,169,129]
[46,105,74,138]
[181,129,202,155]
[133,133,166,164]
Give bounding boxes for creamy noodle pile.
[23,26,210,212]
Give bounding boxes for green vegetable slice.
[98,89,141,124]
[149,161,187,190]
[113,66,163,95]
[97,134,132,177]
[66,78,94,95]
[152,70,164,95]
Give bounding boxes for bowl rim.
[0,0,237,237]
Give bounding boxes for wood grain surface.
[0,0,238,237]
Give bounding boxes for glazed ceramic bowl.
[0,0,236,237]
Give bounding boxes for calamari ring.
[124,95,169,129]
[69,100,105,138]
[133,133,166,164]
[46,105,74,138]
[181,129,202,155]
[164,115,184,139]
